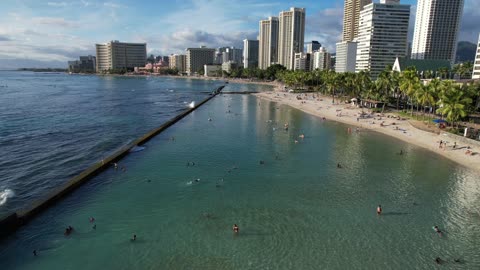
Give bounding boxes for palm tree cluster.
[274,67,479,126]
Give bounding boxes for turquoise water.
[1,87,479,269]
[0,71,265,217]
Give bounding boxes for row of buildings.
[68,0,479,79]
[336,0,465,78]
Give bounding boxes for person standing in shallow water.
[377,205,382,215]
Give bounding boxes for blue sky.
[0,0,478,68]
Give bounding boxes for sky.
[0,0,478,68]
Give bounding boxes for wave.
[0,189,14,206]
[129,146,146,153]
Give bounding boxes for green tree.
[436,85,473,127]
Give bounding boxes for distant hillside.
[456,41,477,63]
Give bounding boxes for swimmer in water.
[131,234,137,241]
[195,178,200,182]
[89,217,95,223]
[337,163,342,168]
[233,224,239,233]
[377,205,382,215]
[259,160,265,165]
[92,224,96,230]
[299,134,305,139]
[435,257,443,264]
[433,226,442,236]
[114,163,118,170]
[33,250,37,256]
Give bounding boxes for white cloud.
[32,17,79,28]
[47,2,68,7]
[103,2,125,8]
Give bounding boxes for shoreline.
[254,87,480,174]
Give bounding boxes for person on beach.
[233,224,239,233]
[377,205,382,215]
[453,142,457,149]
[439,140,443,149]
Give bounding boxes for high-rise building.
[168,54,186,72]
[68,55,96,73]
[342,0,372,42]
[336,41,358,73]
[95,40,147,72]
[186,46,215,75]
[355,0,410,78]
[243,39,259,69]
[411,0,464,64]
[312,47,331,71]
[278,7,306,70]
[473,33,480,79]
[215,47,229,64]
[294,52,311,71]
[258,17,279,69]
[306,41,321,53]
[224,47,243,64]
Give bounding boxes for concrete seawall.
[0,86,225,240]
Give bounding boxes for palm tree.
[436,85,473,128]
[416,84,435,119]
[323,70,339,103]
[375,69,393,113]
[399,69,421,115]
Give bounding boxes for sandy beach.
[254,87,480,174]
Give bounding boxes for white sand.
[254,88,480,174]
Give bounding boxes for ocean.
[0,72,479,269]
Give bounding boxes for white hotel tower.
[411,0,464,64]
[258,17,279,70]
[355,0,410,78]
[278,7,305,70]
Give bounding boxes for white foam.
[0,189,14,206]
[188,101,195,108]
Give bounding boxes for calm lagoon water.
[0,73,479,269]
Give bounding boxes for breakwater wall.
[0,86,225,239]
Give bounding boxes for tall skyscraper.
[411,0,464,64]
[258,17,279,69]
[356,0,410,78]
[473,33,480,79]
[95,41,147,72]
[243,39,259,69]
[342,0,372,42]
[278,7,306,70]
[306,41,321,53]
